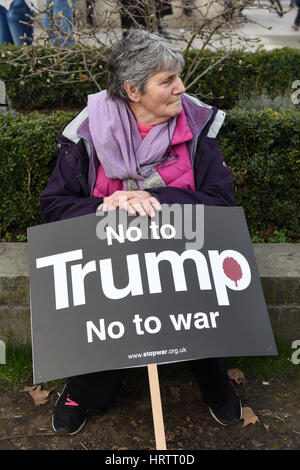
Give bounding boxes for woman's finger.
[117,196,137,215]
[132,198,158,218]
[149,197,161,211]
[129,200,147,217]
[102,199,117,211]
[141,199,156,218]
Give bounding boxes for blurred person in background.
[0,0,36,44]
[42,0,75,46]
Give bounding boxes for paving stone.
[278,306,300,346]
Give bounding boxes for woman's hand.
[102,190,161,218]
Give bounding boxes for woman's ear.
[124,80,141,103]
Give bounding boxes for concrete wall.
[0,243,299,347]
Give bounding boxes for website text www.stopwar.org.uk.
[128,347,187,360]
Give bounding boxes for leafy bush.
[1,46,299,111]
[0,45,105,111]
[0,109,299,239]
[191,47,300,110]
[0,111,74,231]
[237,90,296,112]
[219,108,300,236]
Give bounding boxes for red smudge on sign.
[222,257,243,287]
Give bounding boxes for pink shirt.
[136,121,154,139]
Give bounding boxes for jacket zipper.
[57,138,90,197]
[77,133,97,197]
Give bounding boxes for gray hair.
[107,29,185,101]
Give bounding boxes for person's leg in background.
[53,0,75,45]
[292,1,300,29]
[0,6,14,44]
[118,0,146,38]
[5,0,33,45]
[42,0,75,46]
[42,0,54,41]
[86,0,95,26]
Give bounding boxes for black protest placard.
[27,205,277,384]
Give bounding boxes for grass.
[0,342,298,390]
[0,340,33,390]
[227,344,299,380]
[0,340,65,392]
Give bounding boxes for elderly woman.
[40,29,242,436]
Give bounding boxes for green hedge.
[186,48,300,110]
[219,108,300,236]
[0,111,74,231]
[1,46,299,111]
[0,109,299,238]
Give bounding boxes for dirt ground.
[0,364,299,452]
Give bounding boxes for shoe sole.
[52,414,87,436]
[209,399,243,426]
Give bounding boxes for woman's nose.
[173,77,185,95]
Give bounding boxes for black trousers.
[118,0,172,31]
[65,358,231,412]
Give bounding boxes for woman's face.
[129,68,186,126]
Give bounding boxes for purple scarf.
[87,90,177,190]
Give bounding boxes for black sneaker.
[52,385,89,435]
[208,381,242,426]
